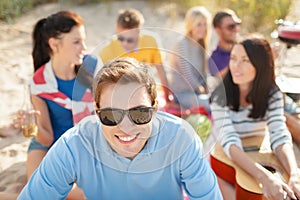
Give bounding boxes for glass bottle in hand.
[22,83,38,137]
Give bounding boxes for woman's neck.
[51,57,76,80]
[239,84,251,107]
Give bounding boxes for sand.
[0,1,186,198]
[0,0,299,199]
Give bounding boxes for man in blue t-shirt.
[18,58,222,200]
[208,9,241,78]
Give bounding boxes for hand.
[261,171,296,200]
[289,169,300,199]
[198,85,208,94]
[164,88,174,103]
[12,109,40,129]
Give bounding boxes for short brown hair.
[117,8,144,29]
[212,8,241,28]
[93,58,157,108]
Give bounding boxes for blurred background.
[0,0,294,37]
[0,0,297,131]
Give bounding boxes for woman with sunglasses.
[210,35,300,200]
[169,6,212,111]
[18,57,222,199]
[99,8,171,106]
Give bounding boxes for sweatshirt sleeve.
[267,90,293,150]
[210,102,243,158]
[180,125,223,199]
[18,133,76,200]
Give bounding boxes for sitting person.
[208,9,241,79]
[99,8,171,105]
[209,8,300,147]
[11,11,98,200]
[168,6,212,111]
[210,36,300,199]
[18,58,222,199]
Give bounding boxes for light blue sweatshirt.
[18,112,222,200]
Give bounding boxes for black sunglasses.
[117,35,136,43]
[96,106,155,126]
[224,23,240,31]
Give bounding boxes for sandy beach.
[0,0,300,198]
[0,1,186,196]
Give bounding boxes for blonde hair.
[185,6,211,49]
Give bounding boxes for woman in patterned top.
[169,6,211,111]
[16,10,97,200]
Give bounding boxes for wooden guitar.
[210,135,289,200]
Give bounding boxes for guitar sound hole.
[263,165,276,174]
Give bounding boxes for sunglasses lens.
[117,36,135,43]
[226,23,240,30]
[117,36,125,42]
[129,107,153,125]
[98,109,124,126]
[126,38,134,43]
[97,107,154,126]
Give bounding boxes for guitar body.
[210,136,289,200]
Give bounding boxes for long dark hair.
[32,10,93,89]
[32,10,83,71]
[211,36,277,119]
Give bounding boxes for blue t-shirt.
[42,77,75,143]
[18,112,222,200]
[208,46,231,75]
[33,54,98,146]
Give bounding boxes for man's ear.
[215,27,222,35]
[48,38,59,53]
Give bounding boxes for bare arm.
[32,95,54,147]
[275,143,300,198]
[285,112,300,145]
[230,144,296,200]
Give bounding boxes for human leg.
[217,176,236,200]
[26,149,47,179]
[26,137,49,179]
[0,192,19,200]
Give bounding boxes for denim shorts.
[27,137,50,153]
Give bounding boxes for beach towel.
[30,55,97,124]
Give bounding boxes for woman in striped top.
[210,36,300,200]
[168,6,211,111]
